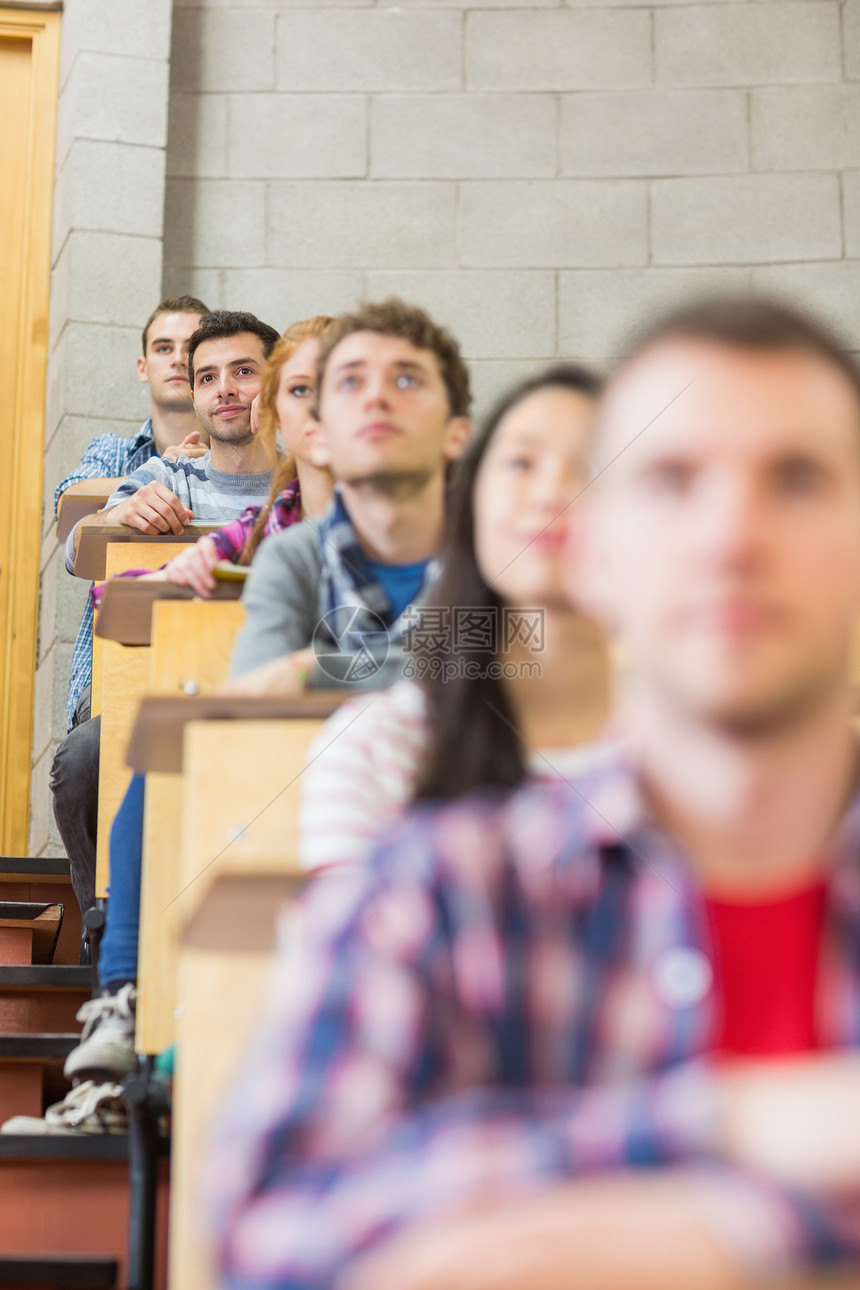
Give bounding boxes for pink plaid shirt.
[208,742,860,1289]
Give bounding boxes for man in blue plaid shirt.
[50,295,208,921]
[210,295,860,1290]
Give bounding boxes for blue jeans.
[99,773,145,989]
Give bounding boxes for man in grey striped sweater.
[65,310,281,567]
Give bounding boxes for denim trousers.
[98,772,146,989]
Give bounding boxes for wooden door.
[0,9,60,852]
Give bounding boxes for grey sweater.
[229,521,421,690]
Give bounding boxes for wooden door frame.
[0,7,60,854]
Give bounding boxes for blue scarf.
[314,491,439,678]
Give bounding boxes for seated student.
[126,314,337,597]
[222,297,472,696]
[2,319,338,1133]
[299,362,609,872]
[5,302,473,1135]
[207,296,860,1290]
[51,294,209,924]
[67,309,282,559]
[56,309,282,926]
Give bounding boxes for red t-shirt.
[703,879,828,1057]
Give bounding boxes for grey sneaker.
[1,1081,127,1136]
[64,984,137,1082]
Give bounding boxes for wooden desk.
[168,714,341,1290]
[133,604,247,1055]
[75,523,222,581]
[93,545,192,891]
[56,489,113,542]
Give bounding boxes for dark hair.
[611,292,860,407]
[413,362,602,803]
[187,310,280,387]
[315,297,472,420]
[141,295,209,355]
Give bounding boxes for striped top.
[299,680,601,871]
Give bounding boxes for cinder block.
[364,270,557,360]
[31,654,54,770]
[160,266,222,307]
[158,266,221,310]
[275,10,461,92]
[656,3,841,88]
[651,175,841,265]
[228,95,367,179]
[459,181,648,268]
[28,748,55,860]
[48,243,71,357]
[167,94,229,179]
[466,10,651,91]
[751,86,860,172]
[171,9,276,93]
[468,360,550,422]
[164,178,267,267]
[55,324,148,421]
[846,0,860,80]
[560,90,747,177]
[559,267,752,362]
[60,0,171,68]
[267,182,457,268]
[395,0,555,6]
[371,95,556,180]
[175,0,369,6]
[560,0,728,5]
[32,643,75,763]
[219,270,364,330]
[52,142,165,267]
[45,416,134,522]
[752,261,860,350]
[36,552,60,669]
[845,173,860,258]
[54,232,163,330]
[56,53,169,156]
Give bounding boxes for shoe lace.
[75,984,135,1038]
[46,1080,125,1128]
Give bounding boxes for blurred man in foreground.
[209,296,860,1290]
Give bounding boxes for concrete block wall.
[34,0,860,849]
[163,0,860,418]
[32,0,174,855]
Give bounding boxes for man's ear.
[443,416,471,462]
[136,356,149,385]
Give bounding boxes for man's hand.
[720,1054,860,1193]
[107,483,193,535]
[339,1175,744,1290]
[162,430,208,462]
[158,535,221,597]
[219,649,315,698]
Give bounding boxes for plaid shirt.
[209,478,303,563]
[208,742,860,1290]
[55,421,156,730]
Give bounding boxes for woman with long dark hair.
[300,362,610,870]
